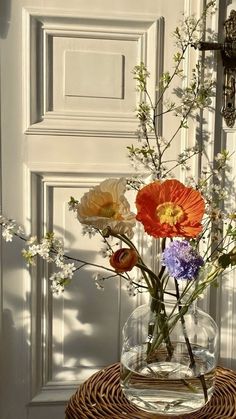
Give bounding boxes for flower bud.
[110,248,138,273]
[102,226,112,238]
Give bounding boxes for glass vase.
[120,297,219,416]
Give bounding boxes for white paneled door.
[0,1,233,418]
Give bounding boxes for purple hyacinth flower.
[162,240,204,280]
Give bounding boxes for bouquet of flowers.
[1,0,236,415]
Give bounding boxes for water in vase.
[120,343,215,415]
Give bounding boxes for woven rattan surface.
[65,363,236,419]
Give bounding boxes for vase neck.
[149,294,196,315]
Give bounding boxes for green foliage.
[218,254,231,269]
[132,62,150,92]
[160,71,171,88]
[68,196,79,211]
[126,0,236,279]
[227,225,236,238]
[127,1,216,181]
[22,249,35,266]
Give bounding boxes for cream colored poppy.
[77,178,136,237]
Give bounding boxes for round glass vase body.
[120,299,219,416]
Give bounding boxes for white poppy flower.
[77,178,136,237]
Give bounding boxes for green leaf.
[218,254,231,269]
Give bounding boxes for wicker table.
[65,363,236,419]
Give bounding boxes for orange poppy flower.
[135,179,205,238]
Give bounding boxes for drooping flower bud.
[110,248,138,273]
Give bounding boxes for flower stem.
[174,278,208,402]
[174,278,196,370]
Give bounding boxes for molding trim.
[22,8,164,137]
[28,170,142,404]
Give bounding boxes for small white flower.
[95,281,104,291]
[0,215,7,224]
[2,227,14,242]
[62,263,76,278]
[99,245,111,258]
[27,236,38,245]
[93,273,105,290]
[16,225,24,235]
[82,225,97,238]
[49,263,76,294]
[50,276,65,294]
[53,237,64,253]
[28,244,40,256]
[54,254,65,268]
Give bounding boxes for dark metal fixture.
[193,10,236,128]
